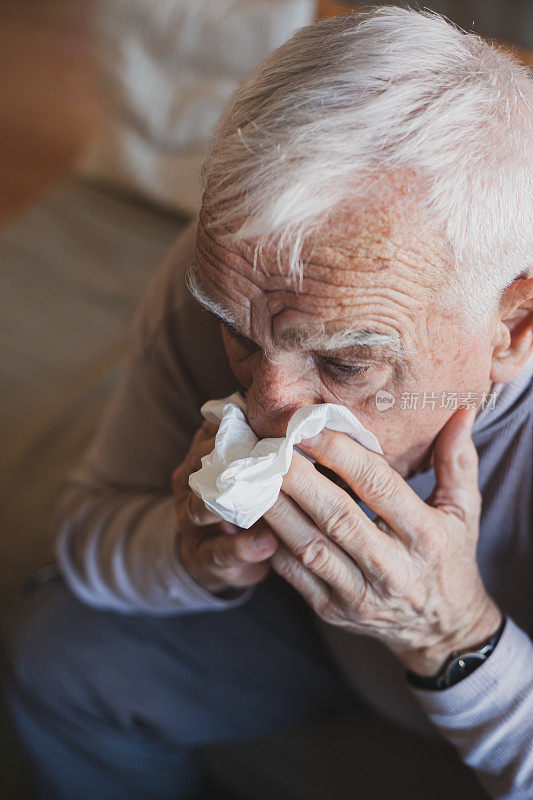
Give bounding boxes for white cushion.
[77,0,316,213]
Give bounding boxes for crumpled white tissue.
[189,392,383,529]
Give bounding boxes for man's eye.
[324,361,372,376]
[222,321,259,350]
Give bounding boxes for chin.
[385,442,433,479]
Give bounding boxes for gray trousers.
[6,574,350,800]
[6,575,489,800]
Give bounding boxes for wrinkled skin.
[174,192,533,675]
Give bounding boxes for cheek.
[351,398,453,477]
[424,313,493,389]
[367,404,450,447]
[352,345,493,470]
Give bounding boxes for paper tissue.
[189,392,383,528]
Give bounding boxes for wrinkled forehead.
[192,200,455,379]
[196,199,450,300]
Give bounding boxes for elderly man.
[7,7,533,800]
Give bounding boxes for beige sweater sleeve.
[54,221,243,613]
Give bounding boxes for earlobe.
[490,276,533,384]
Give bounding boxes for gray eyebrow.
[186,257,412,370]
[185,259,240,329]
[280,326,403,354]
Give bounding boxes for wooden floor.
[0,0,99,228]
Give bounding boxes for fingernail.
[253,530,275,551]
[300,432,322,449]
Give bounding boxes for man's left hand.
[263,405,502,676]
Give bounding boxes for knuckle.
[188,508,204,527]
[181,427,215,475]
[417,516,437,544]
[324,499,361,546]
[284,455,313,490]
[413,526,445,560]
[297,539,332,572]
[187,449,202,474]
[456,443,478,471]
[352,457,398,501]
[214,533,261,570]
[315,595,344,626]
[211,545,228,569]
[381,559,415,599]
[374,467,400,501]
[202,419,219,435]
[225,563,269,588]
[384,565,426,610]
[219,564,241,582]
[186,494,205,527]
[361,552,388,585]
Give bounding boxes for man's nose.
[244,353,319,439]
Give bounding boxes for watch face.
[446,654,485,686]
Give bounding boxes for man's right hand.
[172,420,278,595]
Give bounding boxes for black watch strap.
[406,616,506,691]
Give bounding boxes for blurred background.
[1,1,531,797]
[1,0,531,226]
[349,0,533,49]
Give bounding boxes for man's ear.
[490,274,533,384]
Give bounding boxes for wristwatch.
[406,616,506,691]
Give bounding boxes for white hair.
[200,6,533,324]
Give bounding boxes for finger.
[189,421,217,449]
[264,492,367,604]
[271,543,332,612]
[196,524,278,571]
[428,405,480,524]
[299,429,428,543]
[192,427,218,460]
[173,433,217,501]
[199,419,219,438]
[186,490,226,527]
[281,452,400,581]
